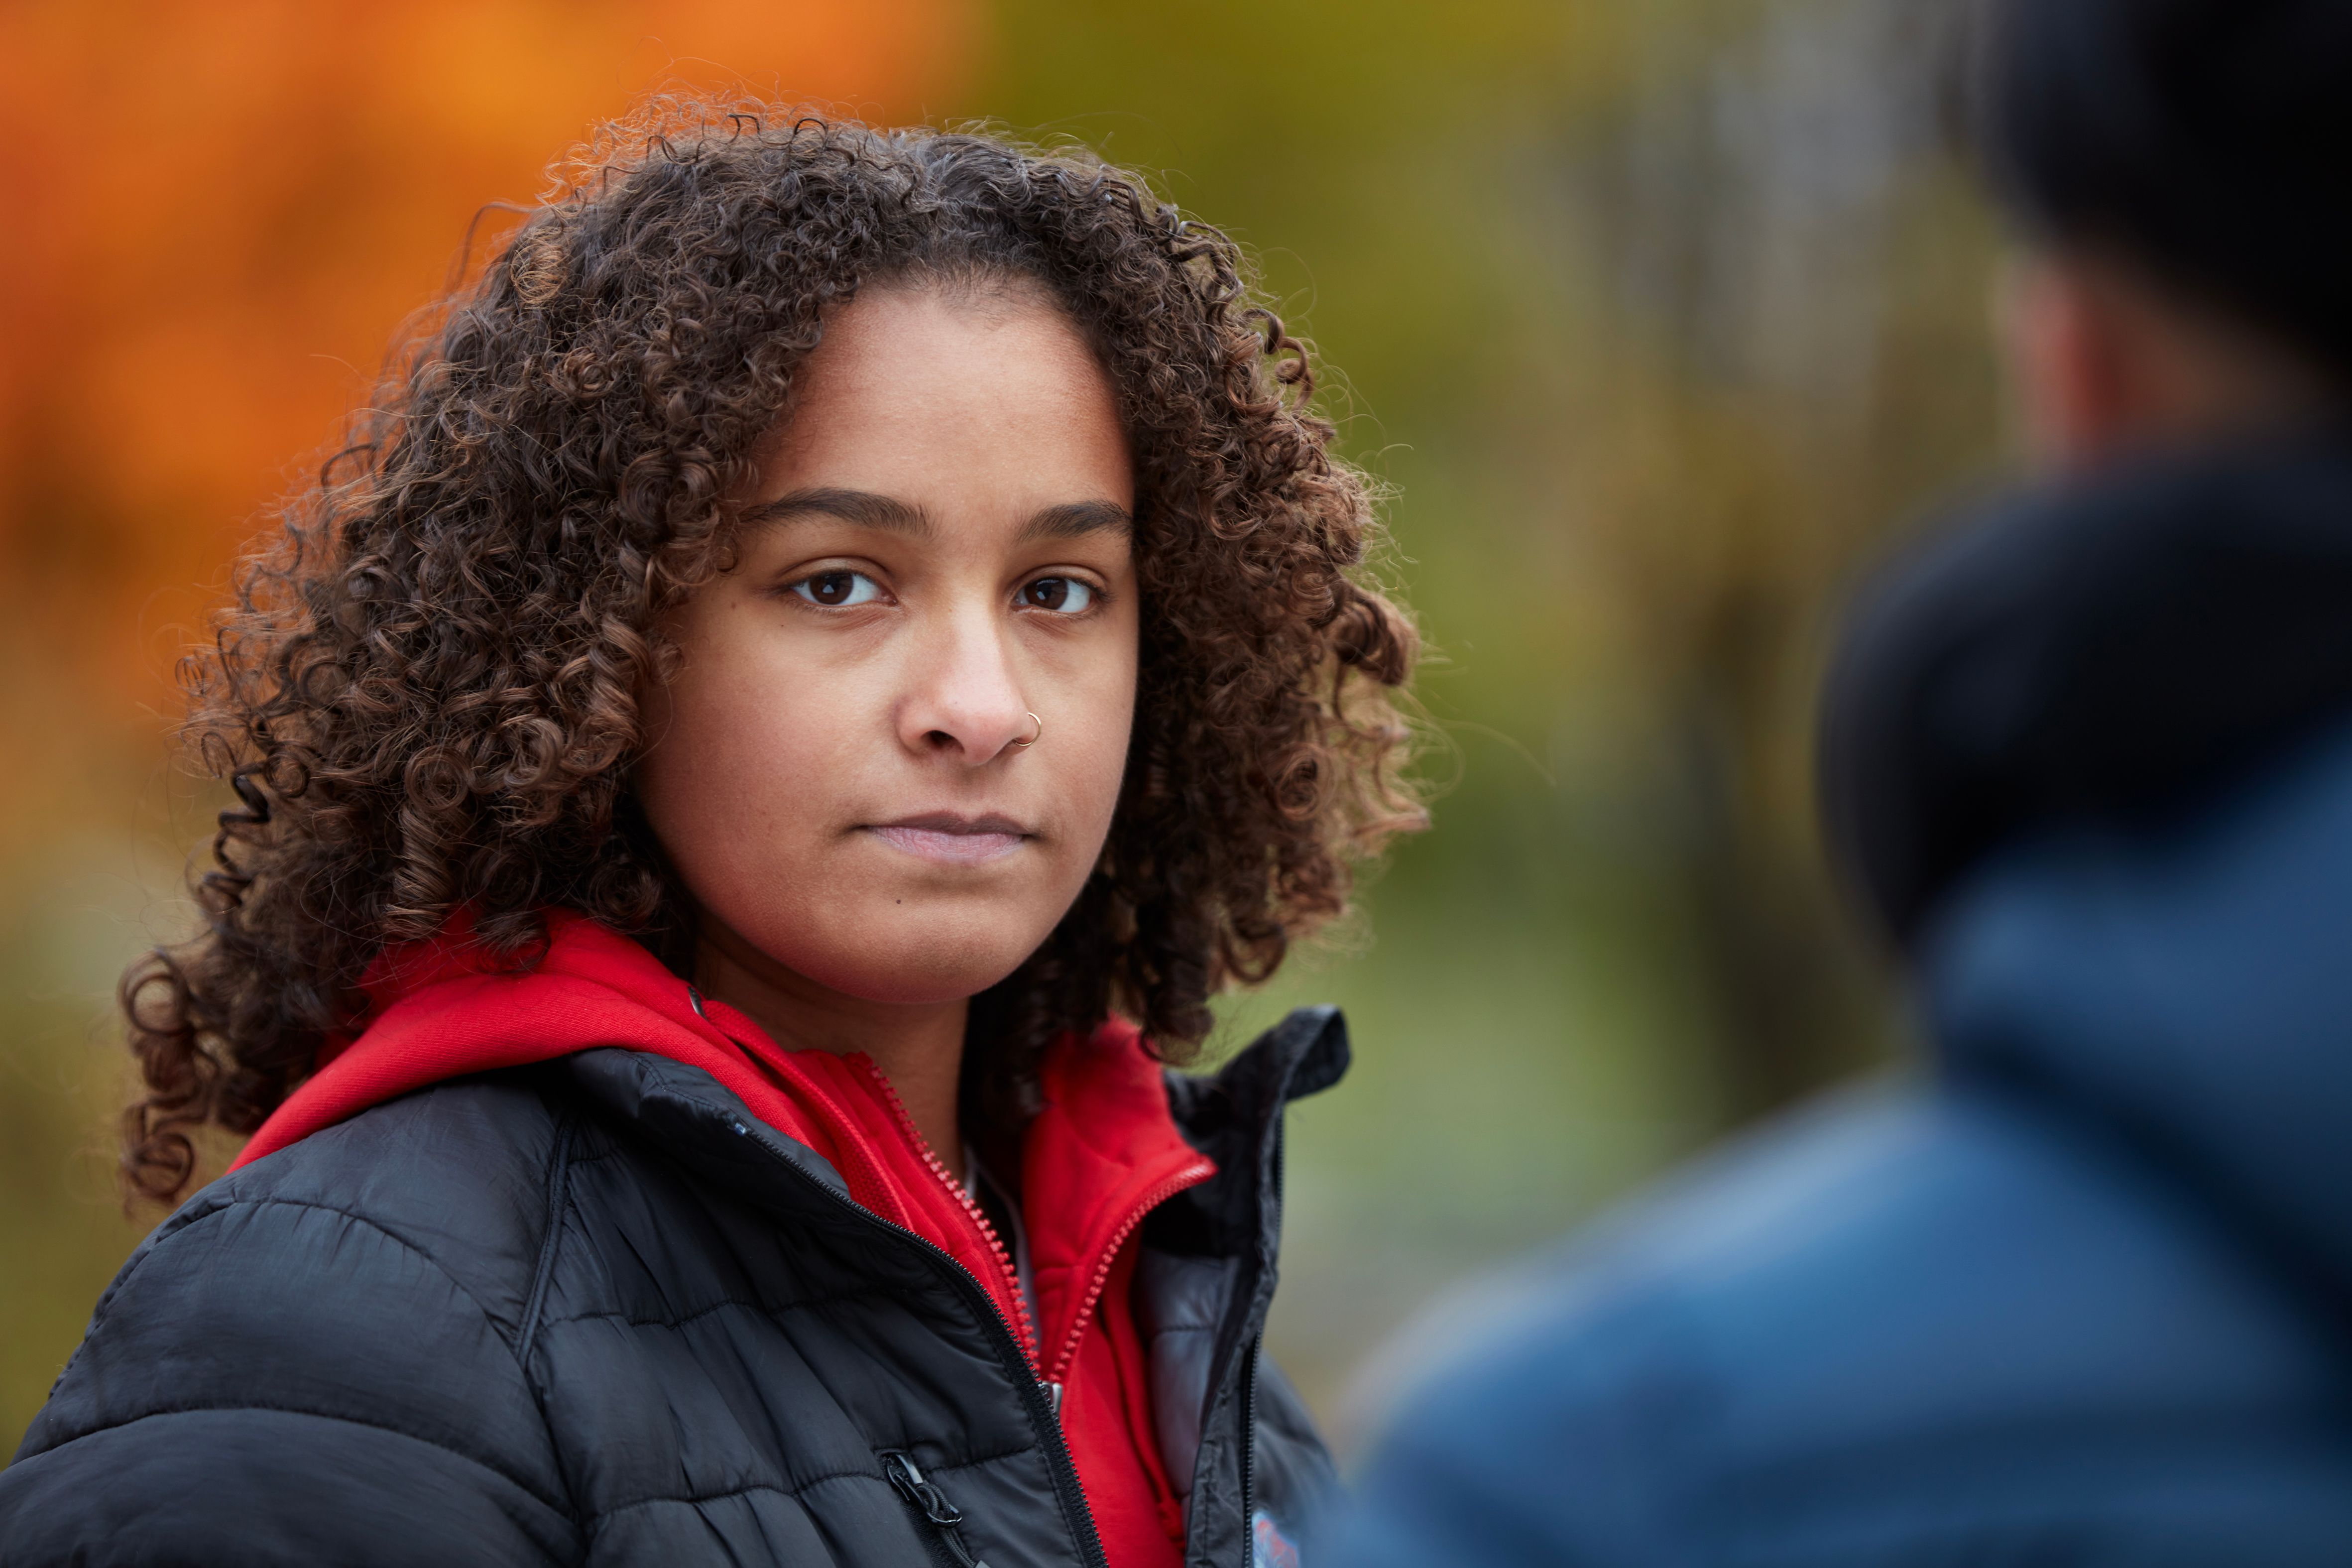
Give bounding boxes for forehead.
[749,282,1135,528]
[777,284,1121,450]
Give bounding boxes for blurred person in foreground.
[1328,0,2352,1561]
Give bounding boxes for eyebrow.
[1016,499,1134,543]
[743,486,934,537]
[742,487,1133,544]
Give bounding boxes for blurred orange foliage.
[0,0,975,721]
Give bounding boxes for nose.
[895,599,1034,765]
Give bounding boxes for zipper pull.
[881,1450,992,1568]
[1043,1380,1064,1419]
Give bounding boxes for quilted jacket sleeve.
[0,1193,579,1566]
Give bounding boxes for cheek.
[637,624,850,878]
[1059,643,1139,843]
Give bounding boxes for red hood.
[230,910,1214,1381]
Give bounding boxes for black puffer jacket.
[0,1008,1347,1566]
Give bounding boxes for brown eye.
[790,570,881,608]
[1020,577,1093,613]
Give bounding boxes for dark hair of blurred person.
[1972,0,2352,464]
[1325,2,2352,1562]
[0,102,1420,1567]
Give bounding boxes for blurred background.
[0,0,2009,1453]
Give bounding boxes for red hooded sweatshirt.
[229,911,1213,1568]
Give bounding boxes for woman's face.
[637,282,1139,1006]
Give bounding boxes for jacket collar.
[237,909,1250,1371]
[1826,426,2352,1302]
[1821,423,2352,949]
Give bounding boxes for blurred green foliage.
[0,0,2006,1453]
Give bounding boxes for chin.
[791,908,1047,1006]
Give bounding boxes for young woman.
[0,108,1420,1567]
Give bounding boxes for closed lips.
[868,814,1030,865]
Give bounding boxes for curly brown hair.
[121,101,1423,1205]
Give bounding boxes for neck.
[691,915,970,1181]
[2020,249,2344,474]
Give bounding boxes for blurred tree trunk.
[1558,0,2001,1120]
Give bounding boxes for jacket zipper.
[1238,1332,1261,1563]
[860,1058,1215,1402]
[722,1113,1110,1568]
[858,1059,1042,1366]
[882,1449,994,1568]
[1044,1160,1215,1386]
[1231,1097,1285,1565]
